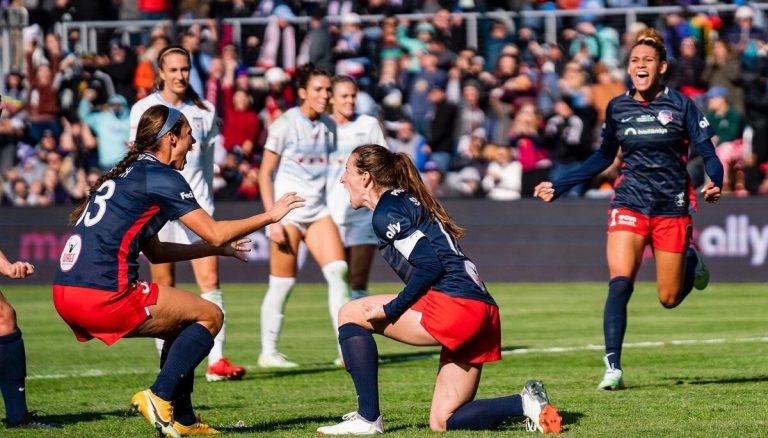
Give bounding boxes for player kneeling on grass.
[317,144,562,435]
[52,105,304,437]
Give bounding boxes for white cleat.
[521,380,562,434]
[597,355,625,390]
[317,411,384,435]
[257,352,298,368]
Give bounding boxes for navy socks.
[446,394,524,430]
[0,330,27,426]
[603,276,634,370]
[338,323,380,422]
[151,323,213,401]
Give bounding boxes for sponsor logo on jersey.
[386,222,401,239]
[624,127,638,136]
[636,114,656,123]
[675,192,686,207]
[699,116,710,129]
[617,214,637,227]
[657,110,673,125]
[180,191,195,200]
[409,196,421,206]
[625,127,668,136]
[620,116,634,123]
[391,189,404,196]
[60,234,82,272]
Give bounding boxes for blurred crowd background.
[1,0,768,207]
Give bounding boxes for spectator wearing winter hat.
[78,89,130,171]
[725,5,767,74]
[705,86,747,195]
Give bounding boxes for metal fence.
[2,3,766,76]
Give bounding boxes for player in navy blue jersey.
[52,105,303,437]
[534,28,723,391]
[317,144,562,435]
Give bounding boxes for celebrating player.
[257,63,350,368]
[327,76,387,303]
[534,28,723,390]
[53,105,303,436]
[317,144,562,435]
[130,45,247,382]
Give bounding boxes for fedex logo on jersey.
[386,222,401,240]
[180,191,195,200]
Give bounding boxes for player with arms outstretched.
[317,144,562,435]
[53,105,303,436]
[535,28,723,390]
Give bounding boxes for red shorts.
[607,208,692,253]
[52,281,159,346]
[411,290,501,364]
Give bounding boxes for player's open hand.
[361,301,386,322]
[534,181,555,202]
[220,238,251,262]
[0,261,35,279]
[270,192,305,223]
[701,181,721,204]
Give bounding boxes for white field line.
[27,336,768,380]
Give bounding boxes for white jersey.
[129,92,219,214]
[326,114,387,226]
[266,107,335,223]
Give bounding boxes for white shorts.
[267,212,333,236]
[157,219,203,245]
[337,222,378,247]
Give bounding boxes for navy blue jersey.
[54,154,200,292]
[372,189,495,317]
[603,87,715,216]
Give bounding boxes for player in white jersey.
[129,45,246,382]
[257,63,350,368]
[327,76,387,303]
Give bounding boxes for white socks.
[260,275,295,355]
[201,289,225,365]
[322,260,350,357]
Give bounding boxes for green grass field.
[1,282,766,437]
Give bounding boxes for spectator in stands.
[509,102,550,197]
[484,20,515,73]
[402,52,447,137]
[254,1,298,75]
[427,83,458,173]
[482,142,522,200]
[221,61,262,162]
[456,80,486,140]
[702,39,744,116]
[667,36,706,100]
[397,19,435,73]
[103,40,140,106]
[25,62,61,143]
[78,89,131,171]
[591,63,626,125]
[431,8,465,53]
[706,86,747,196]
[0,76,27,172]
[180,29,213,97]
[542,97,592,197]
[334,13,368,78]
[725,5,767,74]
[297,13,334,73]
[388,118,429,171]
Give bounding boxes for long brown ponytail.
[155,45,208,111]
[68,105,189,224]
[352,144,465,239]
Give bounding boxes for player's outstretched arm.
[178,192,304,247]
[534,181,555,202]
[143,236,253,264]
[0,250,34,279]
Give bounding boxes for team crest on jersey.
[60,234,82,272]
[657,110,673,126]
[675,192,686,207]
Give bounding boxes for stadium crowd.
[2,0,768,207]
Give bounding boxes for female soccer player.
[129,45,247,382]
[534,28,723,390]
[53,105,303,437]
[317,144,562,435]
[257,63,350,368]
[327,76,387,302]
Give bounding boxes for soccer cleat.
[206,357,246,382]
[317,411,384,435]
[597,356,626,390]
[689,245,710,290]
[173,417,220,435]
[257,351,298,368]
[130,389,180,437]
[7,411,62,429]
[521,380,562,434]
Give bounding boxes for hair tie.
[155,107,182,140]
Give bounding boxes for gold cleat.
[130,389,179,437]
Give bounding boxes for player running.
[129,45,247,382]
[53,105,303,437]
[534,28,723,390]
[317,144,562,435]
[326,76,387,303]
